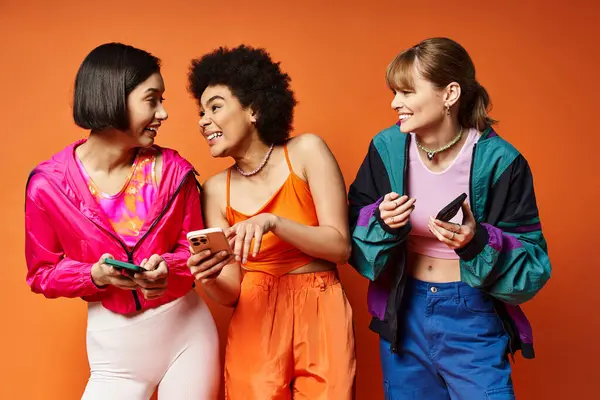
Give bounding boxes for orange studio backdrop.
[1,0,598,399]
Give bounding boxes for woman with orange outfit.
[185,45,356,399]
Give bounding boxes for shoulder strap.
[226,167,232,208]
[283,143,293,172]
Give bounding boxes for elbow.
[29,282,58,299]
[334,244,352,265]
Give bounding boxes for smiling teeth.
[399,115,412,120]
[207,132,223,140]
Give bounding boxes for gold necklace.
[415,127,463,160]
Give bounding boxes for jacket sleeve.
[160,174,203,291]
[25,175,105,298]
[348,140,410,281]
[457,155,551,304]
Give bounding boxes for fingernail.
[220,251,227,257]
[204,250,211,256]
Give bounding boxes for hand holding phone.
[90,254,139,290]
[429,193,477,250]
[132,255,169,301]
[187,228,234,281]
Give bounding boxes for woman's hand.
[428,201,476,250]
[379,192,416,229]
[133,255,169,300]
[226,213,278,264]
[187,249,234,284]
[90,254,138,290]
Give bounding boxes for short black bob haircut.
[73,42,161,132]
[188,45,296,145]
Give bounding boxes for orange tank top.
[226,144,319,276]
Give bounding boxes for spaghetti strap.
[226,168,232,208]
[283,143,293,173]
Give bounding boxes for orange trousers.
[225,270,356,399]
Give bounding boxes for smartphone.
[187,228,232,255]
[435,193,468,222]
[104,258,145,273]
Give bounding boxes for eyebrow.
[205,95,225,105]
[144,88,163,94]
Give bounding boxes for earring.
[445,104,451,116]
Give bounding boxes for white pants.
[82,290,220,400]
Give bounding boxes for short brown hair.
[386,37,497,131]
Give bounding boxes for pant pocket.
[485,386,515,399]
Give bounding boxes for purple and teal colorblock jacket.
[348,124,551,358]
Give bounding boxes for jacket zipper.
[127,171,194,310]
[391,134,411,353]
[84,171,194,311]
[469,142,515,360]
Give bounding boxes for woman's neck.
[76,131,137,173]
[414,119,462,149]
[233,138,273,174]
[413,119,468,166]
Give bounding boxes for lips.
[145,124,160,135]
[206,132,222,140]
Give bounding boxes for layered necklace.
[234,144,275,177]
[415,127,463,160]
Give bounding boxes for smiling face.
[390,63,448,134]
[197,84,256,158]
[125,72,168,147]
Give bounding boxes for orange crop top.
[226,144,319,276]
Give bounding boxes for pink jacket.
[24,140,203,314]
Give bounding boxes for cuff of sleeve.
[455,222,489,261]
[161,253,192,277]
[375,208,406,236]
[85,263,107,292]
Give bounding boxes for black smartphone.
[435,193,467,222]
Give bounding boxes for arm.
[457,155,552,304]
[25,175,105,298]
[347,140,410,281]
[270,134,351,264]
[195,174,242,307]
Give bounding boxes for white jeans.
[82,290,220,400]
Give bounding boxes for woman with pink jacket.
[24,43,228,399]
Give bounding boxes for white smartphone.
[186,228,232,255]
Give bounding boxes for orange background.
[1,0,599,399]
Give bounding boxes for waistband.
[406,277,486,298]
[87,290,203,331]
[243,270,340,291]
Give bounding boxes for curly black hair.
[188,45,297,145]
